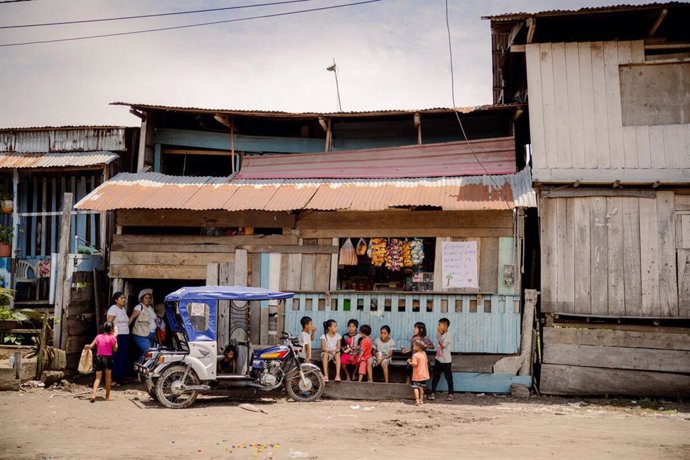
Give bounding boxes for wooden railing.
[285,291,521,354]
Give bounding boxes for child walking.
[320,319,342,382]
[401,322,434,383]
[85,322,118,403]
[429,318,454,401]
[373,325,396,383]
[355,324,373,383]
[407,339,430,406]
[340,319,360,380]
[299,316,316,363]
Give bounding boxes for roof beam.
[526,17,536,44]
[648,8,667,38]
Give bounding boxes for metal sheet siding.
[75,169,535,211]
[0,128,127,153]
[0,151,119,169]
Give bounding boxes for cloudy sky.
[0,0,654,128]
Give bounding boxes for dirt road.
[1,382,688,459]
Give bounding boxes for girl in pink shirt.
[85,322,118,403]
[407,339,430,406]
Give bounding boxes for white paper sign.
[189,302,207,317]
[441,241,478,289]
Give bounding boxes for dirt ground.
[0,380,689,460]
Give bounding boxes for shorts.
[371,355,390,367]
[94,355,113,372]
[410,379,428,389]
[321,350,340,362]
[358,359,371,375]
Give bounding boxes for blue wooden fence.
[285,292,521,354]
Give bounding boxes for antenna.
[326,58,342,112]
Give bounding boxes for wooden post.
[93,268,102,329]
[136,118,148,173]
[36,309,49,379]
[518,289,538,376]
[13,351,21,380]
[53,193,73,349]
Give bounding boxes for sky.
[0,0,658,128]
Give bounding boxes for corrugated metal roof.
[236,137,515,179]
[483,2,684,21]
[75,168,536,212]
[0,127,127,153]
[113,102,525,119]
[0,151,119,169]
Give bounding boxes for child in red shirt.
[355,324,373,383]
[85,322,118,403]
[408,339,430,406]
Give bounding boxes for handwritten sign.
[441,241,478,289]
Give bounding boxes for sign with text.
[441,241,478,289]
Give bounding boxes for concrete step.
[323,381,413,400]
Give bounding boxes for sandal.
[446,394,455,401]
[323,375,329,382]
[90,398,95,403]
[428,393,436,401]
[334,376,341,382]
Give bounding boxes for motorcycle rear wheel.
[285,365,325,402]
[154,365,200,409]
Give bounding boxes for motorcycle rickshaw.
[135,286,325,408]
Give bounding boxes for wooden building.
[76,104,537,392]
[487,3,690,396]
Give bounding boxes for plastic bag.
[339,238,358,265]
[78,348,93,374]
[356,238,368,256]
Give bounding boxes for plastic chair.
[14,259,38,300]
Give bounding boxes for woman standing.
[106,292,130,383]
[129,289,156,361]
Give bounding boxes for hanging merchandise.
[409,238,425,266]
[356,238,368,256]
[386,238,404,271]
[370,238,387,267]
[402,240,414,267]
[339,238,358,265]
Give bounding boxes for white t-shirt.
[436,332,452,363]
[374,337,396,357]
[299,331,312,359]
[320,332,342,352]
[106,304,129,335]
[135,304,157,334]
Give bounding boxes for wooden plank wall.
[540,191,688,317]
[526,40,690,183]
[541,326,690,396]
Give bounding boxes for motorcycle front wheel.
[285,364,325,402]
[154,365,200,409]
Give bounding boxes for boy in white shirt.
[299,316,316,363]
[429,318,454,401]
[372,325,396,383]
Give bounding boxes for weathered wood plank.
[110,251,234,266]
[296,210,513,230]
[663,125,682,168]
[298,227,514,238]
[639,198,660,315]
[112,233,298,246]
[656,191,678,316]
[635,125,652,169]
[677,214,690,249]
[314,254,331,292]
[590,42,611,168]
[329,238,339,291]
[606,197,625,315]
[540,198,558,312]
[679,249,690,316]
[110,264,206,280]
[590,197,608,315]
[540,43,559,170]
[543,342,690,373]
[279,251,289,291]
[300,254,316,291]
[565,42,585,169]
[206,262,219,285]
[497,237,516,295]
[286,253,302,291]
[479,237,498,293]
[543,327,690,351]
[552,42,572,168]
[116,209,295,228]
[525,44,546,169]
[234,249,248,286]
[540,363,690,397]
[676,194,690,211]
[649,126,666,169]
[603,41,625,168]
[578,42,598,169]
[573,198,591,314]
[556,199,574,312]
[543,188,656,198]
[617,42,639,169]
[622,198,642,315]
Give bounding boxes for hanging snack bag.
[370,238,387,267]
[356,238,368,256]
[339,238,358,265]
[410,238,425,266]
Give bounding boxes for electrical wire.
[0,0,383,47]
[443,0,513,211]
[0,0,32,3]
[0,0,314,29]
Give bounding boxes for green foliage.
[0,226,12,244]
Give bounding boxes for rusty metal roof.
[75,168,535,212]
[483,2,685,21]
[113,102,525,119]
[0,127,128,153]
[0,151,119,169]
[236,137,515,180]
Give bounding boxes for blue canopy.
[165,286,294,302]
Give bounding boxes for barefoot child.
[355,324,373,383]
[299,316,316,363]
[373,325,396,383]
[400,322,434,383]
[407,339,430,406]
[340,319,360,380]
[320,319,342,382]
[429,318,454,401]
[85,322,118,403]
